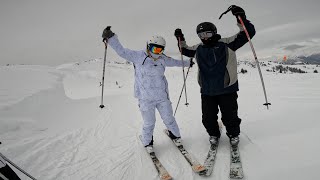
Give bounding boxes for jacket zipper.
[213,49,217,63]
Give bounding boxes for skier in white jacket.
[102,27,193,150]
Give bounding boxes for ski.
[230,144,244,179]
[163,129,206,173]
[139,136,172,180]
[199,143,219,176]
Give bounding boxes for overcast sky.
[1,0,320,66]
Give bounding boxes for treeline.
[269,65,307,73]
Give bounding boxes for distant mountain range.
[282,53,320,65]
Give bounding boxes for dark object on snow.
[0,164,21,180]
[0,152,36,180]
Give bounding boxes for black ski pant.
[201,92,241,138]
[0,165,21,180]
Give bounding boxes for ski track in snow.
[0,61,320,180]
[4,94,142,180]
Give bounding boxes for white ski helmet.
[147,35,166,48]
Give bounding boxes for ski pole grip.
[103,26,112,42]
[219,5,233,19]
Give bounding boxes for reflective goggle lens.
[149,45,164,54]
[197,31,214,39]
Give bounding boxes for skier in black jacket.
[174,5,255,146]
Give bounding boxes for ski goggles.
[148,44,164,54]
[197,31,214,39]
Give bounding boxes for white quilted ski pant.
[139,99,181,146]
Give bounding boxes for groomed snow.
[1,59,320,180]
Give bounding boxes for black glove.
[190,59,195,68]
[102,26,115,40]
[231,5,246,23]
[174,28,185,41]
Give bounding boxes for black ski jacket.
[179,19,255,96]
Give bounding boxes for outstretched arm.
[102,27,141,64]
[108,35,142,64]
[163,55,192,67]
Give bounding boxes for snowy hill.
[270,53,320,65]
[295,53,320,65]
[1,59,320,180]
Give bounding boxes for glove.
[189,59,195,68]
[102,26,115,40]
[174,28,185,41]
[230,5,246,23]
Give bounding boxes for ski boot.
[167,130,182,146]
[209,136,219,146]
[230,136,240,146]
[144,137,154,153]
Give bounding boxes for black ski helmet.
[196,22,217,34]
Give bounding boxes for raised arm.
[174,29,200,58]
[220,6,256,51]
[102,27,142,64]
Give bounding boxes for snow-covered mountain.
[294,53,320,64]
[1,59,320,180]
[245,38,320,65]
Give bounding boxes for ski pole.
[219,5,271,109]
[174,58,193,116]
[100,26,111,109]
[178,37,189,106]
[237,16,271,109]
[0,153,37,180]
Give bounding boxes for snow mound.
[0,65,61,109]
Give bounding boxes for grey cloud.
[1,0,320,65]
[283,44,305,51]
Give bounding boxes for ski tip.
[193,165,206,173]
[160,173,173,180]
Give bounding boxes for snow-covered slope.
[1,59,320,180]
